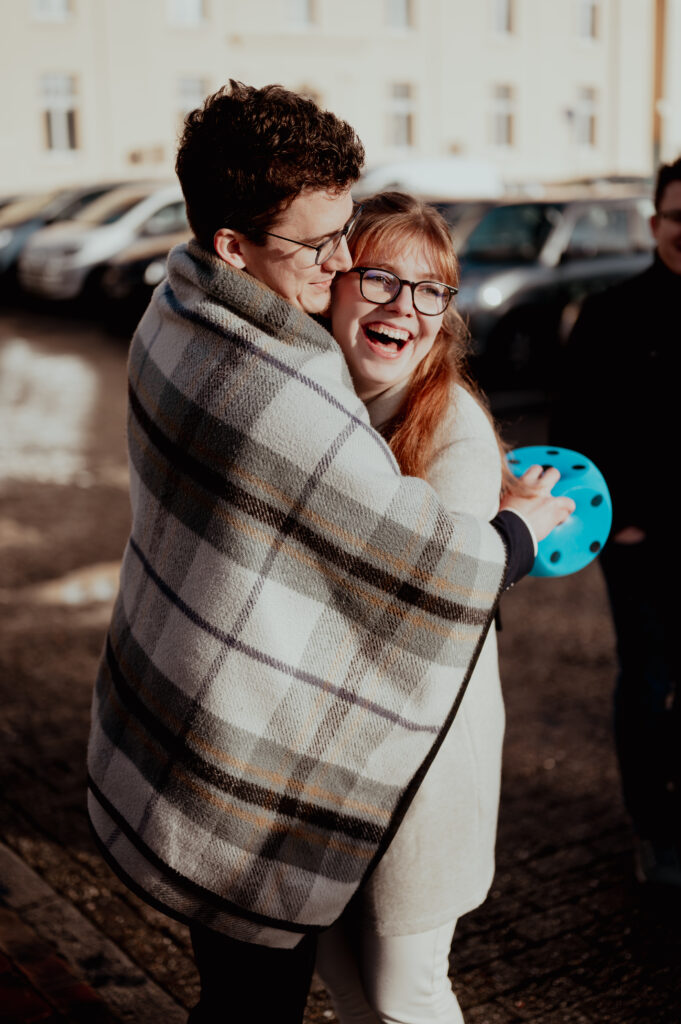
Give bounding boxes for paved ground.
[1,306,679,1024]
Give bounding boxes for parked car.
[455,194,655,391]
[431,199,500,249]
[18,182,185,302]
[0,183,129,290]
[100,226,191,330]
[0,194,21,213]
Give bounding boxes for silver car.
[18,182,186,301]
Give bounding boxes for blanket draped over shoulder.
[87,241,507,948]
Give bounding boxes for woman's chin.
[353,365,411,401]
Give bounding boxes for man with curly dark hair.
[175,80,364,315]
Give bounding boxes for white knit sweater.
[359,381,505,935]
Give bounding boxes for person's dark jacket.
[551,254,678,541]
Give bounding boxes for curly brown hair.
[654,154,681,211]
[175,80,365,250]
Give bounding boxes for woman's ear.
[214,228,247,268]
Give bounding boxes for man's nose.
[323,235,352,273]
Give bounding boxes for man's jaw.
[308,275,335,315]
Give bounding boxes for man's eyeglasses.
[350,267,458,316]
[262,205,363,265]
[657,209,681,224]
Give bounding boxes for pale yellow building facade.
[0,0,679,195]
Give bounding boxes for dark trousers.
[187,923,317,1024]
[600,540,680,844]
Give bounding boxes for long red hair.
[347,192,521,496]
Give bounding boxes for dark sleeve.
[549,290,640,532]
[550,294,611,457]
[491,510,535,587]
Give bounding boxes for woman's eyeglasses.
[262,205,363,265]
[350,266,457,316]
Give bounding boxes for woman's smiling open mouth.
[363,322,411,354]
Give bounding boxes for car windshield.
[432,201,490,228]
[140,201,188,237]
[55,187,113,221]
[461,203,563,263]
[0,190,63,227]
[73,188,155,226]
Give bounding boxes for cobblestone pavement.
[1,308,679,1024]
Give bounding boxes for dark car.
[456,194,654,393]
[431,199,500,249]
[0,182,137,294]
[100,226,191,331]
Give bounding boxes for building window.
[386,0,414,29]
[575,86,597,145]
[32,0,71,20]
[178,77,208,119]
[41,73,78,151]
[166,0,205,27]
[387,83,415,149]
[577,0,599,39]
[492,83,515,146]
[492,0,514,34]
[285,0,315,28]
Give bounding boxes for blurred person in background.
[87,82,573,1024]
[551,155,681,888]
[315,192,542,1024]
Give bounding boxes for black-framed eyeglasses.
[262,204,363,265]
[350,266,458,316]
[657,209,681,224]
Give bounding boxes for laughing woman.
[316,192,525,1024]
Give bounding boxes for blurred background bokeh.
[1,0,680,194]
[1,0,680,398]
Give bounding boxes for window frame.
[40,72,79,153]
[166,0,206,28]
[32,0,72,22]
[576,0,599,40]
[491,83,515,147]
[283,0,317,30]
[385,0,414,31]
[574,85,598,147]
[387,82,416,150]
[491,0,514,36]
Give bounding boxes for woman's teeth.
[365,325,410,350]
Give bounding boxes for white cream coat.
[359,381,505,935]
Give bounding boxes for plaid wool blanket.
[87,241,507,947]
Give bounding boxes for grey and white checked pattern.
[87,241,507,947]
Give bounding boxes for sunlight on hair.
[0,338,97,485]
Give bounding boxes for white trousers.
[315,916,464,1024]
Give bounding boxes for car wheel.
[81,265,107,310]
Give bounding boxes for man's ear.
[214,228,248,269]
[649,213,660,244]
